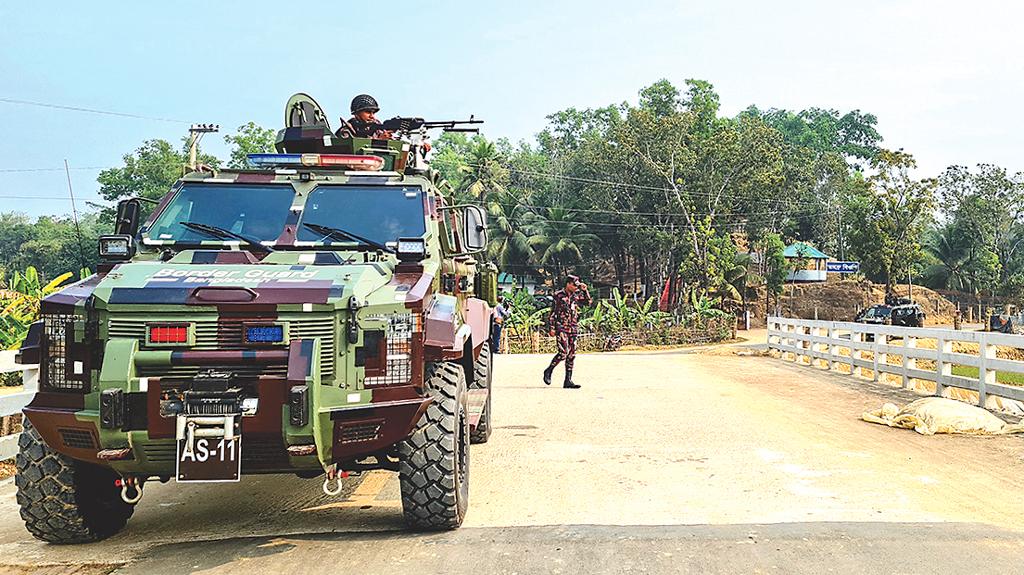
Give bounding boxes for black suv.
[855,303,925,327]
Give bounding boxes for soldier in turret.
[337,94,393,139]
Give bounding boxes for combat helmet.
[350,94,379,114]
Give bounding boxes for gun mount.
[275,93,483,174]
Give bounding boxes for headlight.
[98,234,135,260]
[396,237,426,262]
[41,312,87,392]
[361,313,421,387]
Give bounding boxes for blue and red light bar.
[246,153,384,171]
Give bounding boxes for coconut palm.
[922,224,970,291]
[527,207,599,281]
[486,188,535,273]
[456,139,508,204]
[714,252,759,313]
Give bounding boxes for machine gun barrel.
[422,116,484,131]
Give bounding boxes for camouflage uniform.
[340,117,387,138]
[546,287,591,373]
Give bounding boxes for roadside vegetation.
[2,80,1023,342]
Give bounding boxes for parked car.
[855,303,925,328]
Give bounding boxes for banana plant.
[0,266,77,350]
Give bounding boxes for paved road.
[2,344,1024,574]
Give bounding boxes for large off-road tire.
[398,361,469,530]
[470,341,493,444]
[15,420,134,544]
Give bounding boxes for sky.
[1,0,1022,218]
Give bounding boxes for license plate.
[176,436,242,482]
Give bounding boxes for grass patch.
[950,365,1024,386]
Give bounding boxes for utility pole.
[187,124,219,170]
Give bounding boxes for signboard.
[826,261,860,274]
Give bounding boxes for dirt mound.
[776,279,956,325]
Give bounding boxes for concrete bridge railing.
[767,316,1024,411]
[0,350,39,461]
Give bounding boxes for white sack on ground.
[862,397,1024,435]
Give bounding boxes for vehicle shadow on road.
[106,521,1024,575]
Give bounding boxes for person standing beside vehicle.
[543,275,591,389]
[491,295,511,353]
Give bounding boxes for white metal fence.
[0,350,38,461]
[767,316,1024,410]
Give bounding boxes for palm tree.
[922,224,970,291]
[527,207,599,281]
[714,252,758,313]
[486,188,535,276]
[456,139,508,205]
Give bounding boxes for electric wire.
[0,97,191,124]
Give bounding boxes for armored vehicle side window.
[296,186,426,247]
[146,184,296,244]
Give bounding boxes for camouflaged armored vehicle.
[14,94,497,543]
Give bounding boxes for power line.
[0,195,106,201]
[488,201,841,219]
[0,97,191,124]
[0,166,111,173]
[472,164,808,207]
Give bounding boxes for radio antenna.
[63,159,88,275]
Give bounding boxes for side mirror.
[462,205,487,252]
[114,199,142,236]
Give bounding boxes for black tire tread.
[15,420,134,544]
[469,342,493,444]
[398,362,469,530]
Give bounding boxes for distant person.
[337,94,392,139]
[543,275,591,389]
[491,295,511,353]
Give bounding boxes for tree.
[847,150,936,293]
[486,187,535,273]
[224,122,276,169]
[761,232,788,311]
[527,207,599,281]
[922,223,970,291]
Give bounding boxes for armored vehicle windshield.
[296,185,426,246]
[144,182,427,249]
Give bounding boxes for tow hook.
[321,465,348,496]
[116,477,144,505]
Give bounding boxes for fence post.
[979,334,995,407]
[828,327,840,371]
[903,334,917,390]
[852,329,863,378]
[810,326,821,368]
[875,332,888,383]
[935,337,951,397]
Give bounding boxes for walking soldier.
[543,275,591,389]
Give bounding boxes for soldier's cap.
[565,274,580,286]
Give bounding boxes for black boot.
[543,365,554,385]
[563,368,581,389]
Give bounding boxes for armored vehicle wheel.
[15,419,134,544]
[470,341,493,444]
[398,361,469,530]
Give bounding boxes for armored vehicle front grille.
[339,421,382,444]
[141,441,176,464]
[58,428,96,449]
[107,315,336,379]
[140,438,292,471]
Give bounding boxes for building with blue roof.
[784,242,831,282]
